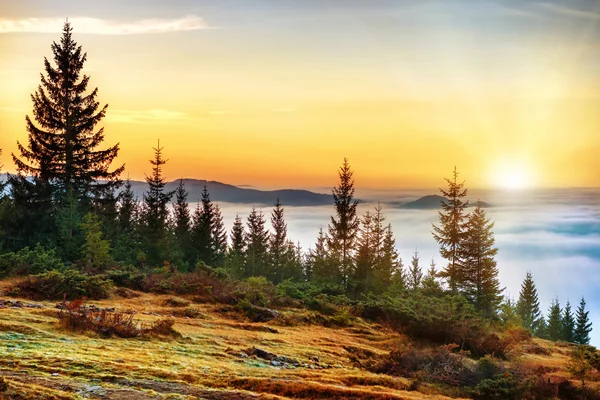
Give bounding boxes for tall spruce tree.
[517,271,542,332]
[191,185,214,265]
[140,141,174,266]
[562,301,576,342]
[462,205,502,317]
[574,298,592,345]
[13,21,123,199]
[432,167,469,293]
[172,179,192,269]
[407,249,422,290]
[226,214,246,278]
[244,207,269,277]
[211,204,227,268]
[269,199,288,283]
[327,158,359,288]
[546,298,563,341]
[370,204,390,292]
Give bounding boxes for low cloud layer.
[0,16,207,35]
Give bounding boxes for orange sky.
[2,1,600,189]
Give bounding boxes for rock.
[270,360,281,367]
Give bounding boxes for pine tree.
[546,298,563,341]
[462,205,502,317]
[211,204,227,268]
[226,214,246,278]
[370,204,390,292]
[191,185,214,265]
[13,21,123,199]
[517,271,542,332]
[269,199,288,283]
[562,301,576,342]
[117,178,137,233]
[407,249,422,290]
[354,211,373,295]
[244,207,269,277]
[140,141,174,266]
[309,227,331,283]
[574,298,592,345]
[81,212,111,271]
[432,167,469,293]
[327,158,359,288]
[172,179,192,268]
[113,178,139,264]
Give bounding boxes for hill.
[0,280,597,400]
[128,179,332,207]
[396,195,491,210]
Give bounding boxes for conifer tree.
[81,212,111,271]
[462,205,502,317]
[407,249,422,290]
[517,271,542,332]
[172,179,192,268]
[547,298,563,341]
[382,224,403,289]
[327,158,359,288]
[562,301,576,342]
[13,21,123,199]
[244,207,269,277]
[309,227,330,283]
[421,258,443,296]
[370,204,390,292]
[432,167,469,293]
[140,141,174,266]
[117,178,137,232]
[211,204,227,268]
[226,214,246,278]
[269,199,288,283]
[574,298,592,345]
[113,178,139,264]
[55,191,83,262]
[191,186,214,265]
[354,211,373,294]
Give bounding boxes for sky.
[1,0,600,188]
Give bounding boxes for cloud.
[536,2,600,19]
[107,109,190,124]
[0,16,208,35]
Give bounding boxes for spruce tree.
[211,204,227,268]
[244,207,269,277]
[327,158,359,288]
[172,179,192,268]
[547,298,563,341]
[370,204,390,292]
[354,211,373,294]
[191,185,214,265]
[462,205,502,317]
[269,199,288,283]
[309,227,330,283]
[574,298,592,345]
[140,141,174,266]
[382,224,403,289]
[13,21,123,199]
[421,259,443,296]
[517,271,542,332]
[117,179,137,233]
[226,214,246,278]
[407,249,422,290]
[113,178,139,264]
[81,212,111,271]
[562,301,576,342]
[432,167,469,293]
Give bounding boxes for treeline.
[0,22,592,345]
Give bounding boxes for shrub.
[230,277,276,307]
[141,271,226,298]
[163,297,190,307]
[0,244,64,277]
[9,269,112,300]
[106,266,146,290]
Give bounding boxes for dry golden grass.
[0,288,588,399]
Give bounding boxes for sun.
[492,162,533,190]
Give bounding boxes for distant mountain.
[127,179,332,207]
[395,195,491,210]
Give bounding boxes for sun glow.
[492,162,534,190]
